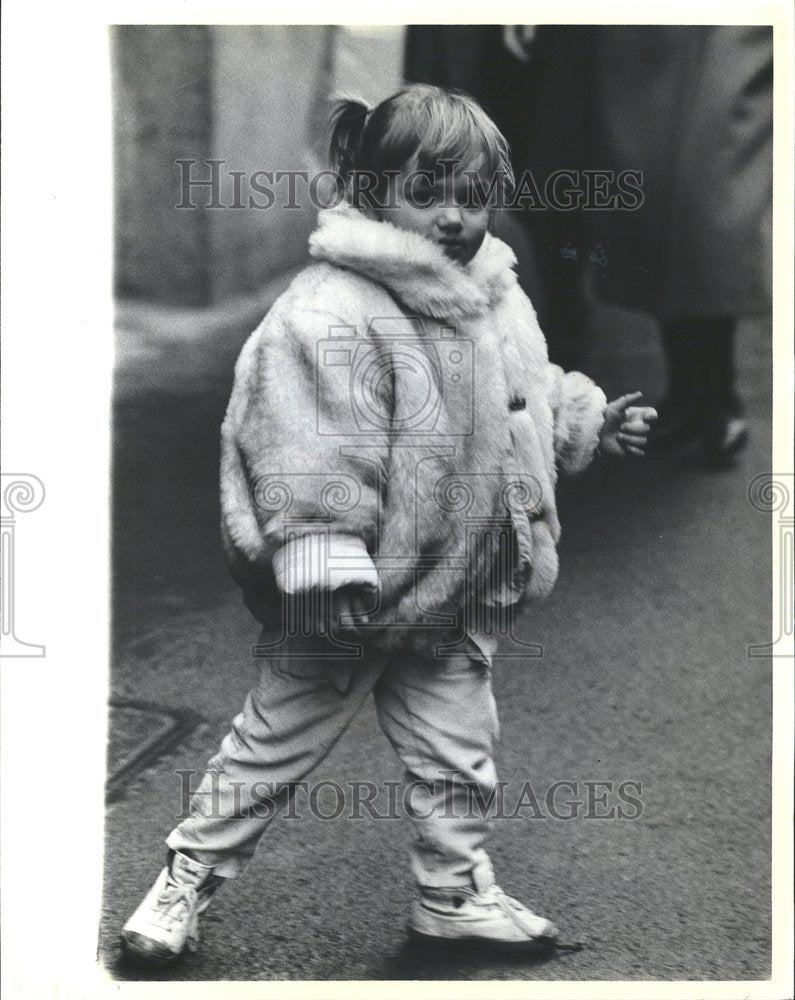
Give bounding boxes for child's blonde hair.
[327,84,515,210]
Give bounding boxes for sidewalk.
[101,277,773,981]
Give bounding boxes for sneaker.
[701,415,749,467]
[408,868,559,953]
[120,851,222,965]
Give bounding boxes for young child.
[120,85,656,964]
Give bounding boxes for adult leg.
[659,319,708,418]
[525,210,590,371]
[655,316,746,459]
[698,318,747,461]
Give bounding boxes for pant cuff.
[165,833,246,878]
[414,854,495,891]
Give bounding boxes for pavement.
[99,274,773,982]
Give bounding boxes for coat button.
[509,397,526,411]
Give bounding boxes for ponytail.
[327,95,372,179]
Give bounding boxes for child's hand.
[330,584,375,629]
[284,584,375,633]
[599,391,658,459]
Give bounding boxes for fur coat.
[220,202,606,650]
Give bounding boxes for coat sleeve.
[227,301,387,594]
[545,364,607,475]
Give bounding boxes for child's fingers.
[625,405,658,422]
[621,418,650,433]
[617,432,648,447]
[350,591,372,623]
[611,391,644,411]
[334,587,372,626]
[625,443,646,458]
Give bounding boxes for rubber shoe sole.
[407,923,558,956]
[120,929,185,966]
[120,907,201,966]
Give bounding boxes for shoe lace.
[155,880,199,926]
[480,885,543,934]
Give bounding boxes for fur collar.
[308,202,518,321]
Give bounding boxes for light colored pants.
[166,630,500,887]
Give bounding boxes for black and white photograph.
[1,8,793,998]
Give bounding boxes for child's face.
[378,156,491,266]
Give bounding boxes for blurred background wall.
[112,25,405,306]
